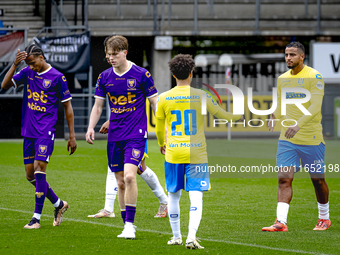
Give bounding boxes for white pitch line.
[0,207,328,255]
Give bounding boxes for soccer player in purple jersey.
[87,37,168,219]
[1,45,77,229]
[86,35,158,239]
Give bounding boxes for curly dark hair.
[286,41,305,54]
[168,54,195,80]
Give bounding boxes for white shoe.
[185,239,204,249]
[167,237,183,245]
[87,209,115,218]
[117,223,136,239]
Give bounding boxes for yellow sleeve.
[296,94,323,128]
[206,92,241,121]
[155,94,166,147]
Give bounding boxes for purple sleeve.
[94,73,106,99]
[142,71,157,98]
[59,75,72,102]
[12,67,28,87]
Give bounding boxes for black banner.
[36,31,90,73]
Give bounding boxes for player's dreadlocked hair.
[168,54,195,80]
[25,44,46,59]
[286,41,305,54]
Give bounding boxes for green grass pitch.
[0,139,339,254]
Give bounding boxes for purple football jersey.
[12,65,72,139]
[95,61,158,142]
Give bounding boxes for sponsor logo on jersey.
[107,92,137,105]
[127,79,137,90]
[190,207,197,211]
[165,95,200,101]
[316,74,322,79]
[132,149,141,159]
[62,76,67,82]
[316,81,323,90]
[39,145,48,154]
[286,92,306,99]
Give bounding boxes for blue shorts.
[276,140,325,174]
[107,138,146,172]
[164,161,210,192]
[23,138,55,164]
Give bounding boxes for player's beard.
[287,63,298,69]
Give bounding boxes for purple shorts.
[107,138,146,172]
[23,137,55,164]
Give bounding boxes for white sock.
[140,166,168,205]
[168,190,182,239]
[318,202,329,220]
[104,167,118,213]
[53,198,61,208]
[277,202,289,225]
[33,213,41,220]
[187,191,203,241]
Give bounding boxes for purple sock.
[29,180,58,204]
[125,205,136,224]
[46,183,59,204]
[121,210,126,224]
[34,172,47,215]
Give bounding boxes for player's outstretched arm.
[148,95,158,115]
[1,49,27,90]
[86,98,105,144]
[63,100,77,155]
[99,120,109,134]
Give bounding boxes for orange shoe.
[262,219,288,232]
[313,219,331,231]
[154,204,168,218]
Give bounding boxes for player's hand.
[14,49,27,66]
[99,120,109,134]
[67,137,77,155]
[268,114,277,132]
[160,145,166,155]
[86,128,95,144]
[285,125,300,139]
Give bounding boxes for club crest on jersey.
[298,78,304,85]
[39,145,48,154]
[132,149,141,159]
[43,79,52,89]
[127,79,137,90]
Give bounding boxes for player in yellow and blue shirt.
[156,54,241,249]
[262,42,331,232]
